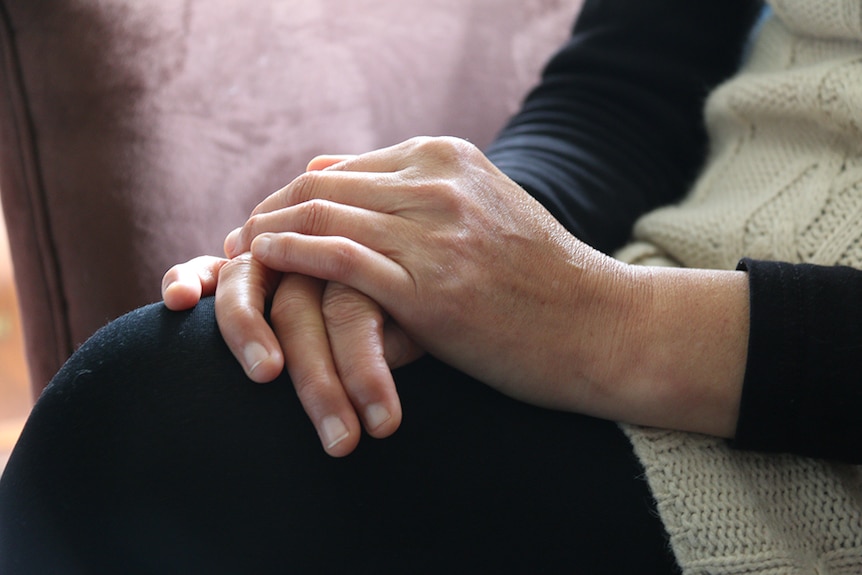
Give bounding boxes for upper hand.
[226,136,635,416]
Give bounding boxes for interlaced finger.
[214,253,284,383]
[270,274,362,457]
[321,282,402,439]
[228,200,402,260]
[250,232,412,312]
[162,255,228,310]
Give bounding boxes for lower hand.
[162,254,422,456]
[160,155,425,456]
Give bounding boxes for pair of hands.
[162,151,424,457]
[162,136,620,456]
[162,136,747,456]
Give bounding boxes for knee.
[18,297,294,467]
[0,298,319,571]
[17,298,240,448]
[40,296,302,433]
[23,296,309,458]
[46,297,228,398]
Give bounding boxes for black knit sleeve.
[485,0,764,256]
[733,259,862,464]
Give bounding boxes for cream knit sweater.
[615,2,862,573]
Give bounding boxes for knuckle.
[404,135,435,151]
[437,178,465,206]
[215,297,259,334]
[414,135,476,165]
[288,171,322,205]
[339,364,381,399]
[292,371,332,403]
[297,199,330,235]
[322,285,378,331]
[268,294,292,322]
[329,240,361,282]
[290,372,346,418]
[411,176,465,218]
[216,255,245,281]
[218,252,253,277]
[231,306,260,330]
[240,214,264,249]
[217,255,272,299]
[269,284,311,320]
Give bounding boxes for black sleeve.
[733,259,862,464]
[485,0,764,256]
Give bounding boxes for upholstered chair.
[0,0,582,396]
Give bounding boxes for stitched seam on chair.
[0,2,74,388]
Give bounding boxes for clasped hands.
[162,137,747,456]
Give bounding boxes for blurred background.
[0,199,30,474]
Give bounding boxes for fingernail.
[253,236,271,257]
[364,403,392,431]
[243,341,270,375]
[224,228,241,257]
[321,415,350,449]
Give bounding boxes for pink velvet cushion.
[0,0,582,394]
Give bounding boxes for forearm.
[590,259,862,465]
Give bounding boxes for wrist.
[584,264,749,438]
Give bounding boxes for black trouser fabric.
[0,298,679,574]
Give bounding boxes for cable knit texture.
[616,1,862,573]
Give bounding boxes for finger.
[312,136,478,176]
[223,154,359,257]
[251,232,410,311]
[306,155,357,172]
[232,200,398,259]
[214,253,285,383]
[270,274,361,457]
[248,136,479,219]
[321,282,402,439]
[310,137,464,174]
[162,255,229,310]
[223,227,242,259]
[249,169,402,219]
[249,140,435,218]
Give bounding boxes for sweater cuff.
[732,258,862,463]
